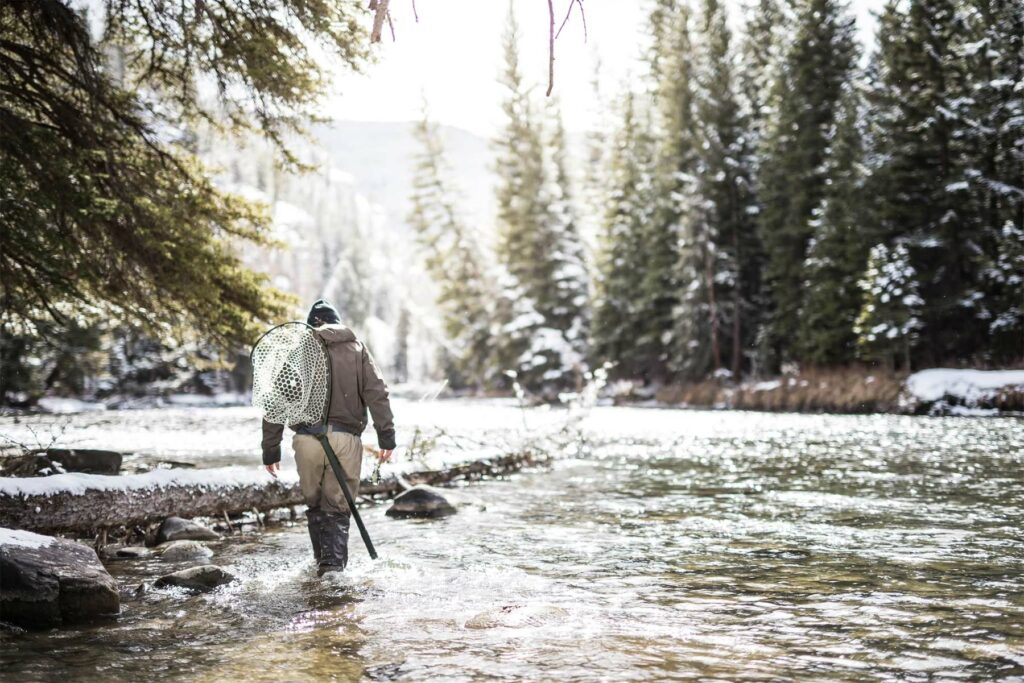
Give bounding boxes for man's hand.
[265,462,280,478]
[378,449,393,463]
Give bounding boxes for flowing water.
[2,404,1024,681]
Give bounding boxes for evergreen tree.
[0,1,369,347]
[592,91,657,379]
[543,104,591,364]
[866,0,978,365]
[674,0,759,380]
[797,84,873,365]
[739,0,788,149]
[645,0,700,383]
[757,0,858,367]
[854,243,924,369]
[958,0,1024,362]
[492,6,589,396]
[408,108,492,389]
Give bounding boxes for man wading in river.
[260,300,396,576]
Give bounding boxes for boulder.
[154,565,235,592]
[155,516,221,544]
[0,449,123,477]
[157,540,213,562]
[0,527,119,628]
[385,485,457,519]
[46,449,122,475]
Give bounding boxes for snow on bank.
[36,397,107,414]
[0,527,55,549]
[0,467,298,498]
[905,369,1024,404]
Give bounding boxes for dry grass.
[656,368,908,414]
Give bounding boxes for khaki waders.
[293,427,363,574]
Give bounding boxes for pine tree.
[674,0,759,381]
[542,104,591,366]
[738,0,788,376]
[592,91,657,379]
[492,6,589,396]
[866,0,978,365]
[854,243,924,369]
[0,0,369,347]
[739,0,788,148]
[797,84,873,365]
[645,0,700,383]
[958,0,1024,362]
[408,107,492,389]
[757,0,858,367]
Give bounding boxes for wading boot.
[305,508,325,564]
[317,510,351,577]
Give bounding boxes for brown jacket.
[261,325,395,465]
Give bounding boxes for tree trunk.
[0,478,304,535]
[731,223,742,379]
[705,245,721,370]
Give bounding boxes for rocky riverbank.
[0,481,486,629]
[0,437,557,629]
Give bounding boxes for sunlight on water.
[2,405,1023,680]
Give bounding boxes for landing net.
[251,322,329,426]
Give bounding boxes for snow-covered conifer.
[854,243,924,369]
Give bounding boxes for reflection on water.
[2,406,1024,680]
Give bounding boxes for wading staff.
[317,434,377,560]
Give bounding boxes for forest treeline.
[412,0,1023,397]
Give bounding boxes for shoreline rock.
[0,528,119,628]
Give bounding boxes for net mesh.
[251,323,329,426]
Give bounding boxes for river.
[2,402,1023,681]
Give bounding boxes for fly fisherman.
[260,300,395,576]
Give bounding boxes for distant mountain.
[311,121,497,236]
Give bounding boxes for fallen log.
[0,468,304,535]
[0,450,549,535]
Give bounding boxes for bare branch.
[575,0,588,42]
[547,1,587,96]
[411,0,419,22]
[546,0,555,96]
[556,0,575,39]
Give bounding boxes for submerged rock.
[99,544,152,560]
[385,486,457,519]
[156,516,221,544]
[0,528,119,627]
[154,565,235,592]
[157,540,213,561]
[115,546,153,559]
[464,603,569,629]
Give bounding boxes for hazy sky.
[324,0,883,138]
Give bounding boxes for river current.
[2,403,1023,681]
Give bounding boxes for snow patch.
[36,397,107,414]
[0,527,55,549]
[905,369,1024,403]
